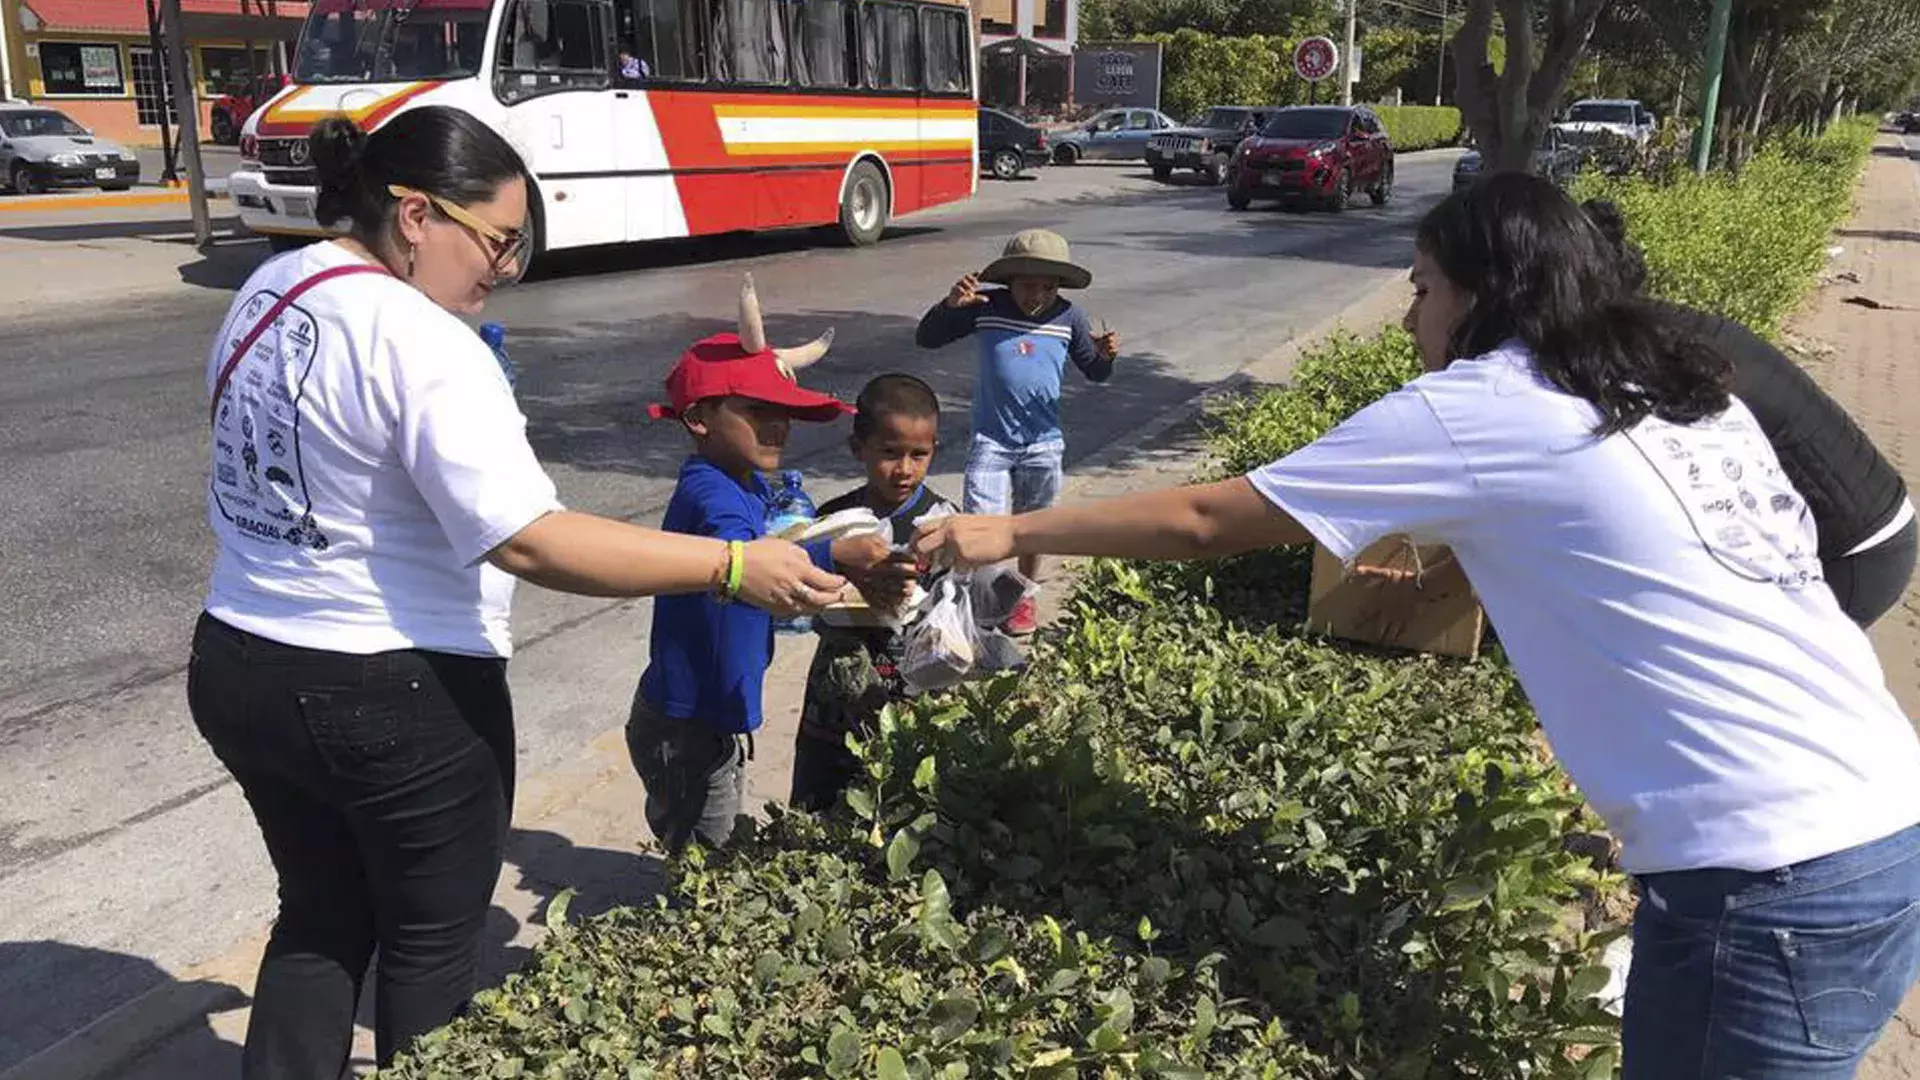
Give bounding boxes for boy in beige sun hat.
[914,228,1121,636]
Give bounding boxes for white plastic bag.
[899,576,979,692]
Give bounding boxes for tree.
[1450,0,1610,173]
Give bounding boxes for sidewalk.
[1805,131,1920,1080]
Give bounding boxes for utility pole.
[1692,0,1732,175]
[145,0,178,184]
[0,0,16,99]
[1342,0,1357,106]
[1435,0,1446,106]
[160,0,212,248]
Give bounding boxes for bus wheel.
[839,161,889,247]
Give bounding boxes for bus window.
[921,5,968,94]
[860,1,918,90]
[713,0,790,84]
[793,0,855,88]
[297,1,491,83]
[619,0,706,80]
[498,0,611,99]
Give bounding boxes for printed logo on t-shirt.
[1627,411,1819,589]
[210,287,331,553]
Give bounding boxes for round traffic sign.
[1294,36,1339,83]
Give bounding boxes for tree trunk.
[1451,0,1609,175]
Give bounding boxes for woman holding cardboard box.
[915,173,1920,1080]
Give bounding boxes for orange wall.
[37,96,216,145]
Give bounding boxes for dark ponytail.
[1580,198,1649,294]
[1416,174,1730,436]
[311,105,528,250]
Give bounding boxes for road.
[0,152,1458,1069]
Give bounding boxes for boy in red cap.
[629,277,908,854]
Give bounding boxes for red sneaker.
[1001,595,1039,637]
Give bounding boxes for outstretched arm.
[912,478,1312,568]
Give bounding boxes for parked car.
[1554,98,1656,149]
[1898,110,1920,134]
[0,101,140,195]
[1452,127,1584,191]
[211,72,290,146]
[1050,107,1178,164]
[1226,105,1393,211]
[978,108,1050,180]
[1146,106,1279,185]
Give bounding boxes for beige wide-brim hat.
[980,228,1093,289]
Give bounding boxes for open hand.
[945,273,989,309]
[740,537,846,616]
[911,514,1017,571]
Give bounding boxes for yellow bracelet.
[722,539,746,601]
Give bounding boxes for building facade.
[975,0,1077,110]
[1,0,304,144]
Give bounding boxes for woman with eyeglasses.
[189,106,847,1079]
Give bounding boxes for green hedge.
[1569,117,1876,337]
[1146,29,1464,133]
[1375,105,1464,152]
[374,85,1875,1080]
[377,322,1626,1080]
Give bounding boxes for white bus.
[233,0,978,261]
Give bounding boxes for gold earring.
[405,243,416,279]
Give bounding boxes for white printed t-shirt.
[203,242,562,658]
[1248,343,1920,875]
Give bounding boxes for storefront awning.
[21,0,308,39]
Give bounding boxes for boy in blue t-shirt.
[915,228,1120,636]
[790,374,955,812]
[630,314,903,855]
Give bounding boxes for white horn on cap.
[738,274,768,355]
[775,328,834,380]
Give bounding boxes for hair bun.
[308,116,368,187]
[1581,199,1629,246]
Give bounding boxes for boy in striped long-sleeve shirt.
[914,229,1120,635]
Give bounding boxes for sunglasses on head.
[388,184,531,281]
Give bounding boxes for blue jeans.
[963,435,1065,516]
[1624,823,1920,1079]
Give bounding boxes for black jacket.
[1666,303,1908,560]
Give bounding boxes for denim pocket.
[1778,897,1920,1052]
[294,673,425,782]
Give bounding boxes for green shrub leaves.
[376,119,1871,1080]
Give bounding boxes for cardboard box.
[1306,537,1485,658]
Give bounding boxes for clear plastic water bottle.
[765,469,817,634]
[479,322,517,390]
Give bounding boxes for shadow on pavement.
[0,216,244,244]
[1836,227,1920,246]
[509,306,1202,489]
[532,224,941,284]
[0,940,246,1078]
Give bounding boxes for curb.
[1076,268,1409,474]
[0,188,231,214]
[1,271,1414,1080]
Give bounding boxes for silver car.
[1050,107,1177,164]
[1453,128,1584,190]
[0,101,141,195]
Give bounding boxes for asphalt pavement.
[0,153,1459,1070]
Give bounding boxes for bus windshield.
[295,0,492,84]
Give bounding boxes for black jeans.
[187,613,515,1079]
[1825,515,1918,628]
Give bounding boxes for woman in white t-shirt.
[190,106,847,1078]
[915,173,1920,1078]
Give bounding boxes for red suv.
[1228,105,1394,212]
[211,72,289,145]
